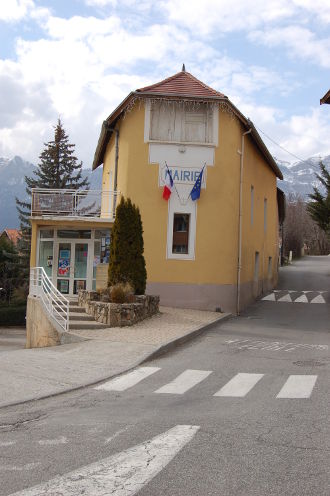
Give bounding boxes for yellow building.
[29,67,283,316]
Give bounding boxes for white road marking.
[310,294,326,303]
[214,373,264,397]
[294,294,308,303]
[277,293,292,302]
[261,290,327,303]
[0,441,16,447]
[9,425,200,496]
[38,436,67,446]
[225,338,328,353]
[277,375,317,399]
[262,293,276,301]
[95,366,161,392]
[155,370,212,394]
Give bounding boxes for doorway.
[55,241,91,295]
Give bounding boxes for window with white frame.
[148,101,216,145]
[251,185,254,226]
[172,213,190,254]
[167,196,196,260]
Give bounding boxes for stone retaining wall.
[78,290,159,327]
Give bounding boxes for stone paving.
[70,306,224,345]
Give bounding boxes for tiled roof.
[1,229,21,245]
[136,70,226,99]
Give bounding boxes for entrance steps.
[68,299,108,331]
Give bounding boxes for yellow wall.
[101,102,279,288]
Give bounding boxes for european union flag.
[190,168,204,201]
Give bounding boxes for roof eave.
[135,90,227,100]
[320,89,330,105]
[93,92,282,180]
[227,101,282,179]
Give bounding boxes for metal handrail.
[31,188,120,218]
[29,267,69,332]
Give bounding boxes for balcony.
[31,188,120,220]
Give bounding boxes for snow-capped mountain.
[0,156,102,230]
[277,155,329,198]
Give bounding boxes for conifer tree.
[307,162,330,236]
[16,119,89,266]
[108,197,147,294]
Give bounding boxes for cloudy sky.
[1,0,330,168]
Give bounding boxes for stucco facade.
[96,71,282,313]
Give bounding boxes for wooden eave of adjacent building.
[92,71,283,180]
[277,187,286,224]
[320,89,330,105]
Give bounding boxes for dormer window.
[147,101,217,145]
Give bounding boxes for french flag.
[163,168,173,201]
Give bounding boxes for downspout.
[103,122,119,216]
[113,129,119,215]
[236,128,252,315]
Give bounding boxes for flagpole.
[188,163,206,200]
[164,161,181,201]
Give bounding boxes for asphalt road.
[0,256,329,496]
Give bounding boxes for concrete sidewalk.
[0,307,230,408]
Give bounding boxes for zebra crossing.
[261,290,328,303]
[95,367,319,399]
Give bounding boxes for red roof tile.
[1,229,21,245]
[136,70,226,99]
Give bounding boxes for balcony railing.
[31,188,120,219]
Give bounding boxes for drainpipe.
[236,128,252,315]
[103,122,119,216]
[113,129,119,215]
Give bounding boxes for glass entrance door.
[56,241,91,295]
[57,243,71,294]
[73,243,88,294]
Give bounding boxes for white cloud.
[250,25,330,68]
[162,0,296,35]
[0,0,49,23]
[1,2,329,167]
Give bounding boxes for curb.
[0,312,232,410]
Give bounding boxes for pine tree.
[307,162,330,235]
[16,119,89,266]
[108,197,147,294]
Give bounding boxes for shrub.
[110,282,134,304]
[0,304,26,326]
[108,197,147,294]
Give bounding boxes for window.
[254,251,260,282]
[57,230,91,239]
[40,229,54,239]
[251,186,254,225]
[172,214,190,254]
[264,198,267,232]
[149,101,214,144]
[268,256,272,279]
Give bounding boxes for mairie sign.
[159,166,206,187]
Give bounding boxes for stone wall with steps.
[77,291,160,327]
